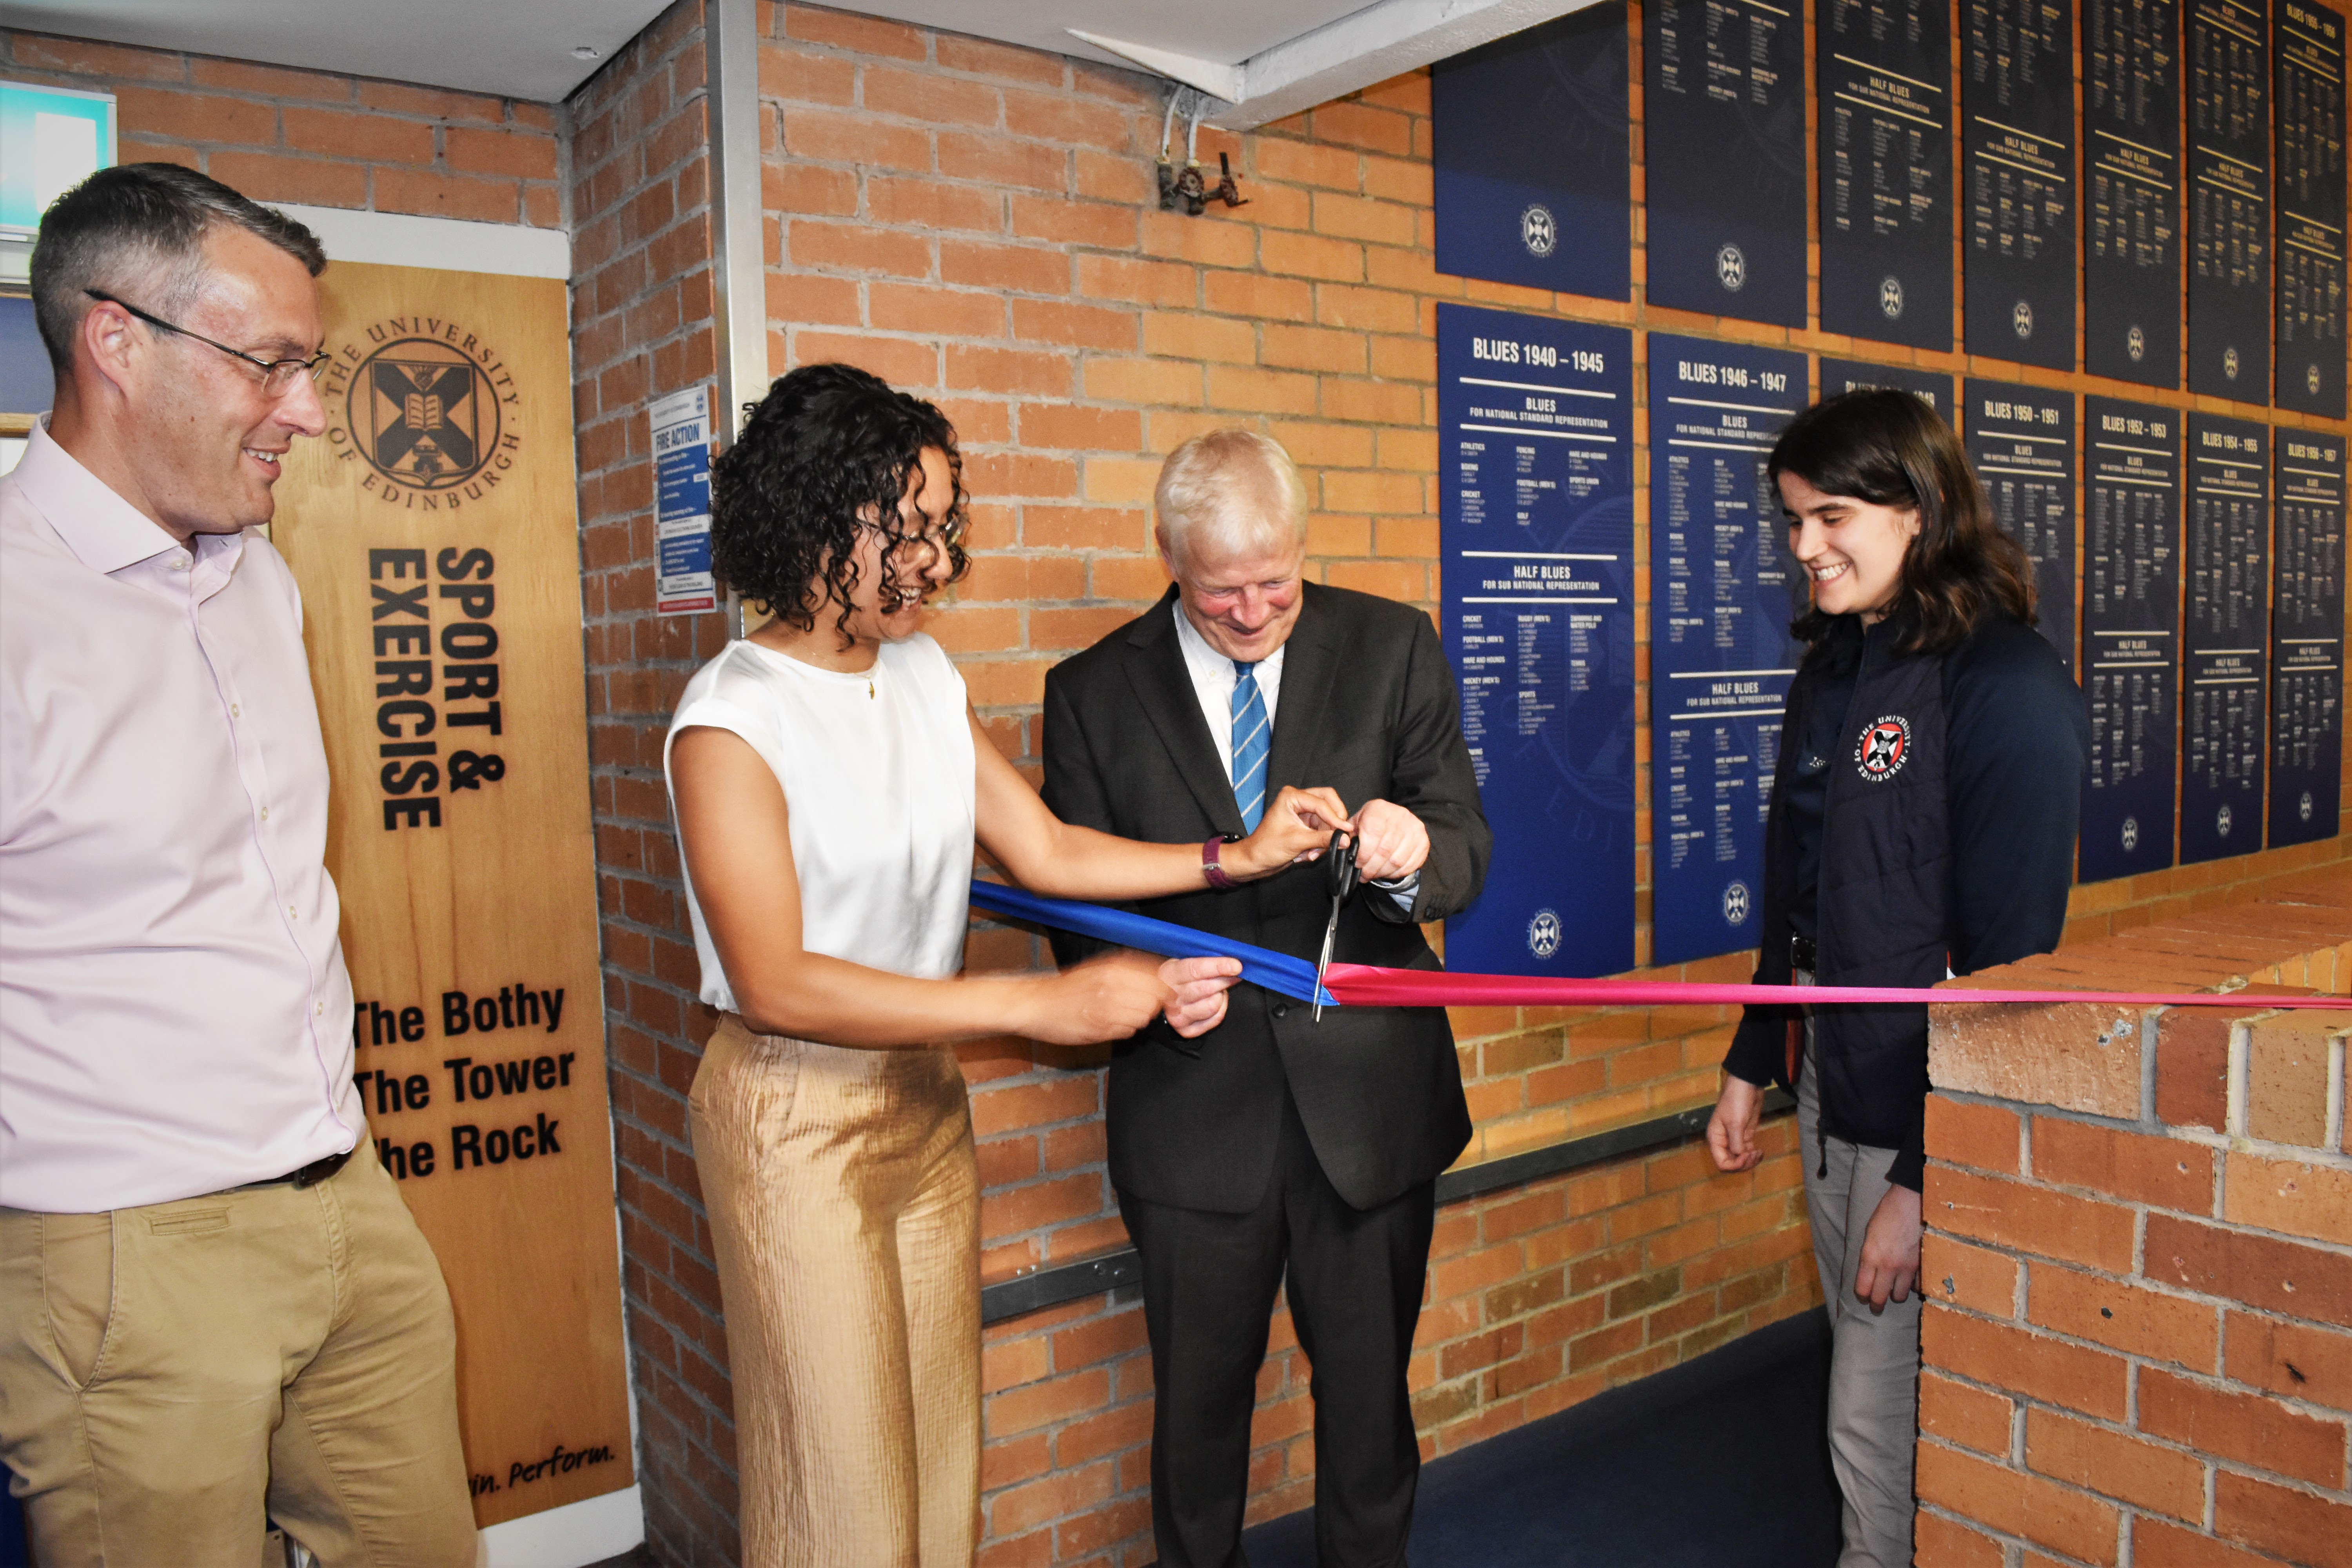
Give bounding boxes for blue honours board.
[1644,0,1809,326]
[1820,357,1957,418]
[1963,380,2076,672]
[1646,336,1809,967]
[2081,399,2183,880]
[2274,0,2347,417]
[2085,0,2183,387]
[2187,0,2273,400]
[1962,0,2078,368]
[2182,413,2270,861]
[1432,5,1631,301]
[2268,430,2346,845]
[1437,304,1637,976]
[1818,0,1956,350]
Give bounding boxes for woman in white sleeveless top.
[665,365,1340,1567]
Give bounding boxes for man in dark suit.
[1042,428,1490,1567]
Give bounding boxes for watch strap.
[1201,833,1240,891]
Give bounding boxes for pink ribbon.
[1319,964,2350,1011]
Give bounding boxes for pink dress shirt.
[1,420,360,1212]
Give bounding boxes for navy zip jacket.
[1723,606,2087,1190]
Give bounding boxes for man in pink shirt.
[0,164,475,1565]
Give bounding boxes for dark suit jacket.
[1042,583,1490,1213]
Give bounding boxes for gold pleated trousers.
[690,1014,982,1566]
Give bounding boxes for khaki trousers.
[0,1137,477,1568]
[690,1014,981,1568]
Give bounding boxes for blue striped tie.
[1230,660,1270,831]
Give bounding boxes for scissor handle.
[1325,829,1359,902]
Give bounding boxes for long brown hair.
[1768,389,2035,652]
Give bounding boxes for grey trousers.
[1798,1053,1922,1568]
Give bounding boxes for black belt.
[239,1148,353,1191]
[1789,934,1817,972]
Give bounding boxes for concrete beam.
[1071,0,1603,130]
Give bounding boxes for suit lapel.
[1265,584,1338,796]
[1122,590,1249,835]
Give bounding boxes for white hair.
[1154,428,1308,569]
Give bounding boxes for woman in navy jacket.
[1704,390,2086,1566]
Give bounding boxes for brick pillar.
[565,4,740,1559]
[1917,866,2352,1565]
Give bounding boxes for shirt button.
[289,906,299,919]
[170,554,191,571]
[259,805,270,820]
[316,1002,325,1016]
[230,704,241,719]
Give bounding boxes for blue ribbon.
[968,879,1331,1005]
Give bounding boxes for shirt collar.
[1169,595,1289,681]
[12,416,199,575]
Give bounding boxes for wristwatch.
[1201,833,1242,890]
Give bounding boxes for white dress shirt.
[1170,597,1287,777]
[1,420,360,1212]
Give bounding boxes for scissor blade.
[1314,899,1341,1020]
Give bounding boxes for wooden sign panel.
[273,261,632,1528]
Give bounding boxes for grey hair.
[29,162,326,375]
[1154,428,1310,569]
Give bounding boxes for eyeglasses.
[874,517,966,561]
[84,289,331,397]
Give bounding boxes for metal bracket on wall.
[1154,86,1247,218]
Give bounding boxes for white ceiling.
[0,0,1585,123]
[871,0,1376,73]
[0,0,664,103]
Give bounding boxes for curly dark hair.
[710,363,969,645]
[1768,388,2036,654]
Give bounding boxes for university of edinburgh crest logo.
[1521,205,1558,258]
[1715,243,1747,292]
[355,339,499,489]
[1527,908,1563,958]
[1854,715,1912,782]
[323,315,522,511]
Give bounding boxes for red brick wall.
[1918,867,2352,1565]
[561,4,751,1560]
[17,9,2342,1567]
[744,7,1838,1562]
[569,1,2350,1563]
[0,30,563,225]
[745,7,2346,1560]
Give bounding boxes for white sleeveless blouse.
[664,632,976,1011]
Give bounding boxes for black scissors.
[1313,829,1358,1022]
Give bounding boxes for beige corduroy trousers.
[690,1013,982,1567]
